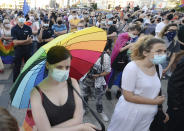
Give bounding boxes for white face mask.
[151,54,167,65]
[18,18,25,24]
[43,24,49,27]
[50,68,69,82]
[30,16,35,22]
[4,23,11,28]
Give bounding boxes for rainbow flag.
[0,40,14,56]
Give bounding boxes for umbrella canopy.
[10,27,107,109]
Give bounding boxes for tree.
[49,0,56,8]
[91,3,97,10]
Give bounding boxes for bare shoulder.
[30,87,42,102]
[70,78,81,92]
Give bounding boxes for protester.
[77,18,85,30]
[166,51,184,131]
[37,18,54,49]
[30,46,97,131]
[0,19,13,45]
[155,13,173,37]
[108,35,169,131]
[158,23,180,78]
[52,17,67,37]
[11,11,32,82]
[106,16,118,50]
[106,24,141,100]
[80,45,111,122]
[69,11,80,32]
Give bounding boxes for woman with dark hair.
[30,46,96,131]
[108,35,169,131]
[158,23,180,78]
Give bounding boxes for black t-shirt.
[11,24,32,41]
[178,25,184,43]
[107,25,117,49]
[108,25,117,35]
[178,25,184,50]
[37,28,54,47]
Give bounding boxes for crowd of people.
[0,4,184,131]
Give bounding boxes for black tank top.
[35,81,75,126]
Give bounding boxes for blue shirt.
[52,24,67,32]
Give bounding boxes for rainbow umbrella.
[10,27,107,109]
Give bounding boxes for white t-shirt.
[121,61,162,99]
[155,22,166,37]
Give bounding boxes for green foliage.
[91,3,97,10]
[175,3,184,12]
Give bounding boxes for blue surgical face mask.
[18,18,25,24]
[50,68,69,82]
[166,31,177,41]
[108,21,113,25]
[151,54,167,65]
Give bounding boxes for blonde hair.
[131,35,165,60]
[158,23,178,39]
[0,107,19,131]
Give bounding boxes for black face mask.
[113,21,117,24]
[167,14,173,21]
[58,21,63,25]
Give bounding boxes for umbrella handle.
[68,79,105,131]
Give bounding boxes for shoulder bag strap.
[155,65,163,109]
[67,78,105,131]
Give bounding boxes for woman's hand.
[81,123,97,131]
[163,113,169,123]
[154,96,165,105]
[162,68,169,75]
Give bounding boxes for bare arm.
[107,32,117,38]
[123,90,165,105]
[54,30,67,36]
[31,87,94,131]
[177,39,184,45]
[1,36,13,41]
[13,36,32,46]
[164,53,176,72]
[120,43,132,52]
[38,29,43,42]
